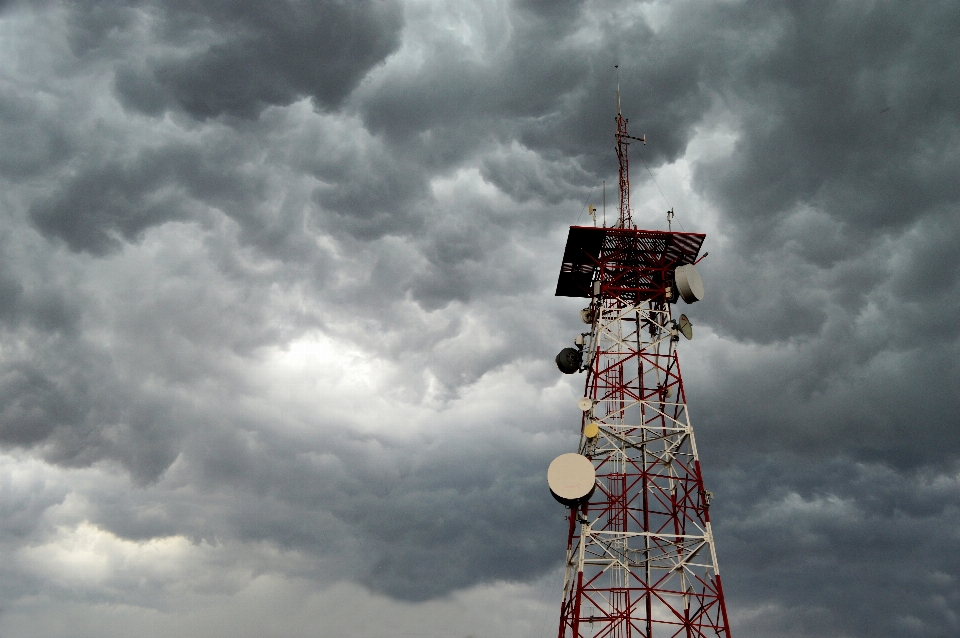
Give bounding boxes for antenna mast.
[616,66,629,228]
[614,65,644,229]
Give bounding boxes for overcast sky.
[0,1,959,637]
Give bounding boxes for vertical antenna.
[616,65,621,115]
[615,65,631,228]
[602,180,606,227]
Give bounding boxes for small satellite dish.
[583,421,600,439]
[547,453,597,507]
[556,348,582,374]
[577,397,593,412]
[580,307,595,324]
[677,314,693,340]
[674,264,704,304]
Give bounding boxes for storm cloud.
[1,1,959,637]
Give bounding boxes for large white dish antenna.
[674,264,704,304]
[547,453,596,507]
[577,397,594,412]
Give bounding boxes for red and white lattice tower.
[549,103,732,638]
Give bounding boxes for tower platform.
[556,226,705,301]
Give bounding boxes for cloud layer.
[1,1,959,636]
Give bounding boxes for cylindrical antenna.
[602,180,606,227]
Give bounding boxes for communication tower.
[547,95,731,638]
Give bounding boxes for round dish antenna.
[583,421,600,439]
[677,314,693,340]
[556,348,582,374]
[674,264,704,303]
[548,453,597,507]
[577,397,594,411]
[580,307,595,324]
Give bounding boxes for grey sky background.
[0,1,958,636]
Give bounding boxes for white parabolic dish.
[548,453,596,506]
[674,264,704,303]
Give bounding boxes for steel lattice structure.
[551,110,731,638]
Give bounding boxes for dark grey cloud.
[110,0,404,119]
[1,0,960,637]
[710,455,960,637]
[29,143,262,255]
[0,336,185,482]
[0,261,79,335]
[0,93,74,179]
[700,1,960,233]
